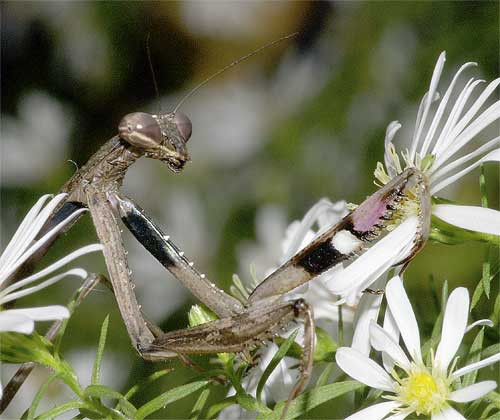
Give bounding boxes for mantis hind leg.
[144,299,315,420]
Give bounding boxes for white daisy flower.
[336,276,500,420]
[0,193,103,334]
[376,51,500,235]
[328,52,500,299]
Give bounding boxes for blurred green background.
[1,2,498,418]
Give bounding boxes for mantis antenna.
[146,32,162,115]
[173,32,298,113]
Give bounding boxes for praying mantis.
[1,40,432,417]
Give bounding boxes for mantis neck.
[61,136,142,205]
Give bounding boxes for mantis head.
[118,111,192,172]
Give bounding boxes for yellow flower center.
[395,369,449,416]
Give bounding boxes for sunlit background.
[1,2,498,418]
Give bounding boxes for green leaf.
[53,273,102,356]
[223,356,244,394]
[430,215,500,246]
[0,332,56,368]
[337,304,344,346]
[84,384,136,418]
[462,328,484,387]
[189,388,210,420]
[422,301,444,360]
[429,274,440,311]
[313,327,338,362]
[315,362,334,387]
[274,327,338,363]
[92,315,109,385]
[482,343,500,359]
[441,280,449,310]
[34,400,86,420]
[136,380,209,419]
[492,293,500,325]
[421,154,436,173]
[484,391,500,409]
[259,381,365,420]
[363,388,384,408]
[27,373,61,420]
[256,329,299,402]
[483,392,500,419]
[206,396,237,419]
[471,280,484,311]
[122,368,173,401]
[188,305,218,327]
[76,408,111,420]
[236,392,272,414]
[482,259,492,300]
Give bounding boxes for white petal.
[449,381,497,402]
[345,401,402,420]
[432,406,466,420]
[1,243,103,296]
[431,148,500,194]
[385,121,402,145]
[0,268,87,304]
[410,51,446,161]
[452,352,500,379]
[385,276,422,364]
[420,62,477,158]
[0,193,69,276]
[465,319,494,333]
[0,207,87,284]
[327,217,418,296]
[434,97,500,169]
[430,78,482,163]
[0,312,34,334]
[282,199,337,260]
[433,204,500,237]
[382,306,400,372]
[335,347,396,392]
[351,276,386,355]
[316,200,349,231]
[433,76,500,159]
[430,136,499,182]
[384,121,402,176]
[0,194,53,269]
[6,305,70,321]
[370,321,411,371]
[434,288,469,372]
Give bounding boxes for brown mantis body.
[2,46,431,416]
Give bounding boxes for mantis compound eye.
[118,112,162,149]
[174,112,192,142]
